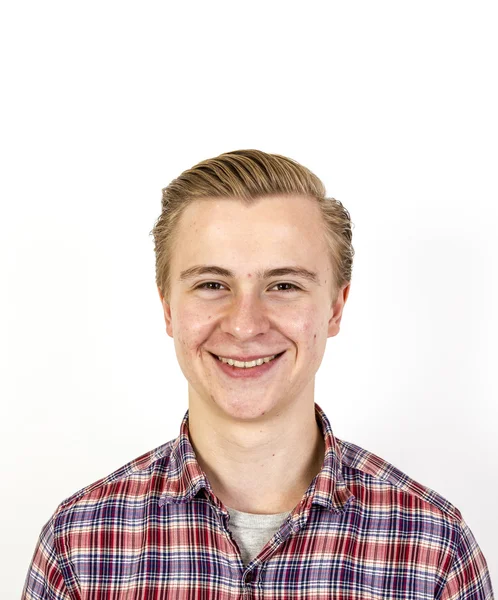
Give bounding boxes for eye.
[195,281,227,291]
[270,282,301,292]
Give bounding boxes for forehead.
[171,195,330,274]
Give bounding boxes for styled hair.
[150,149,354,303]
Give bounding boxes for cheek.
[288,306,325,352]
[173,304,215,351]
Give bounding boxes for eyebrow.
[179,265,320,285]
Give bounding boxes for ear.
[157,287,174,338]
[327,283,351,338]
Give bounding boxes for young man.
[23,150,494,599]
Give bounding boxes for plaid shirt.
[23,403,494,599]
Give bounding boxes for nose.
[220,291,271,341]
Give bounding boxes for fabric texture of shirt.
[23,403,494,599]
[226,507,291,567]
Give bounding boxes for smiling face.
[159,194,350,422]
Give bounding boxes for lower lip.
[210,352,285,379]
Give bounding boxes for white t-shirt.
[226,506,292,567]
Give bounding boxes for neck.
[187,398,326,515]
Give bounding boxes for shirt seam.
[56,442,174,514]
[434,518,462,600]
[342,462,462,524]
[51,514,80,600]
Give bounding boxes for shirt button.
[245,571,254,583]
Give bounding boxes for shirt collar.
[159,402,355,516]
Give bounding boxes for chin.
[214,395,279,421]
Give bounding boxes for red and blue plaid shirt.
[23,403,494,599]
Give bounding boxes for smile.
[216,354,279,368]
[209,351,286,378]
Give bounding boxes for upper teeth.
[217,354,277,368]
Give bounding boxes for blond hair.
[150,149,354,302]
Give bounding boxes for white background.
[1,1,497,595]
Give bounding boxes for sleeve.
[438,518,494,600]
[21,516,73,600]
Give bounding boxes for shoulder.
[336,437,462,523]
[51,438,176,527]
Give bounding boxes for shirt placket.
[218,503,307,600]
